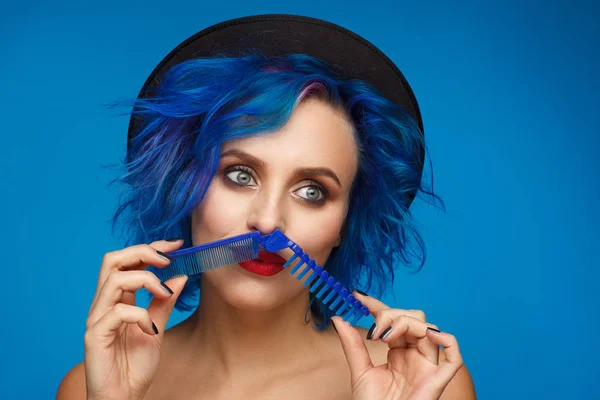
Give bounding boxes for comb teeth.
[148,237,259,282]
[282,243,369,326]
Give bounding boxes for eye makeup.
[221,164,330,206]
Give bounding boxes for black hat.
[128,14,424,203]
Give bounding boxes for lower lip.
[238,260,285,276]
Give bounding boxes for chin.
[202,264,304,311]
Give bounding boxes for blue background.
[2,0,598,398]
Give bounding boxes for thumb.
[147,275,189,333]
[332,316,374,383]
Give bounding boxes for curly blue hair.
[109,52,443,329]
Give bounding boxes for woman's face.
[191,97,359,311]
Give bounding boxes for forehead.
[221,98,358,187]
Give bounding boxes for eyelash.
[222,165,330,206]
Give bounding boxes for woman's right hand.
[83,239,189,400]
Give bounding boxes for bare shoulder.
[355,327,477,399]
[56,361,86,400]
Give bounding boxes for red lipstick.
[238,250,287,276]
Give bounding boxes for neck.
[181,280,323,378]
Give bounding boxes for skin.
[57,97,476,399]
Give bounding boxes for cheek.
[191,180,249,244]
[288,205,345,265]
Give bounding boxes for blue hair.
[109,52,443,329]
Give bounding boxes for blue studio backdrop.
[2,1,598,398]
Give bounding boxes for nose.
[245,188,287,235]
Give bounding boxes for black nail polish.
[156,250,173,262]
[152,322,159,335]
[355,289,369,297]
[367,323,376,340]
[379,327,392,340]
[165,237,183,242]
[427,327,441,333]
[160,281,174,295]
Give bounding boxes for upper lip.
[255,250,287,264]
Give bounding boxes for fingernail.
[152,321,159,335]
[165,237,183,242]
[367,323,376,340]
[427,327,441,333]
[156,250,173,262]
[355,289,369,297]
[379,327,392,340]
[160,281,174,295]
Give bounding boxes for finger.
[87,270,175,329]
[353,291,430,349]
[426,329,464,385]
[364,309,430,349]
[413,326,441,365]
[87,303,157,340]
[353,291,396,344]
[331,316,374,384]
[92,239,184,308]
[395,313,431,350]
[97,240,182,284]
[352,291,390,316]
[354,291,427,322]
[148,275,189,332]
[377,315,440,365]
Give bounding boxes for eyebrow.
[220,148,342,188]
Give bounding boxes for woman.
[58,15,476,399]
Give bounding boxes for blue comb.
[263,230,370,326]
[147,229,369,326]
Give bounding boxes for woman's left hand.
[331,292,464,400]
